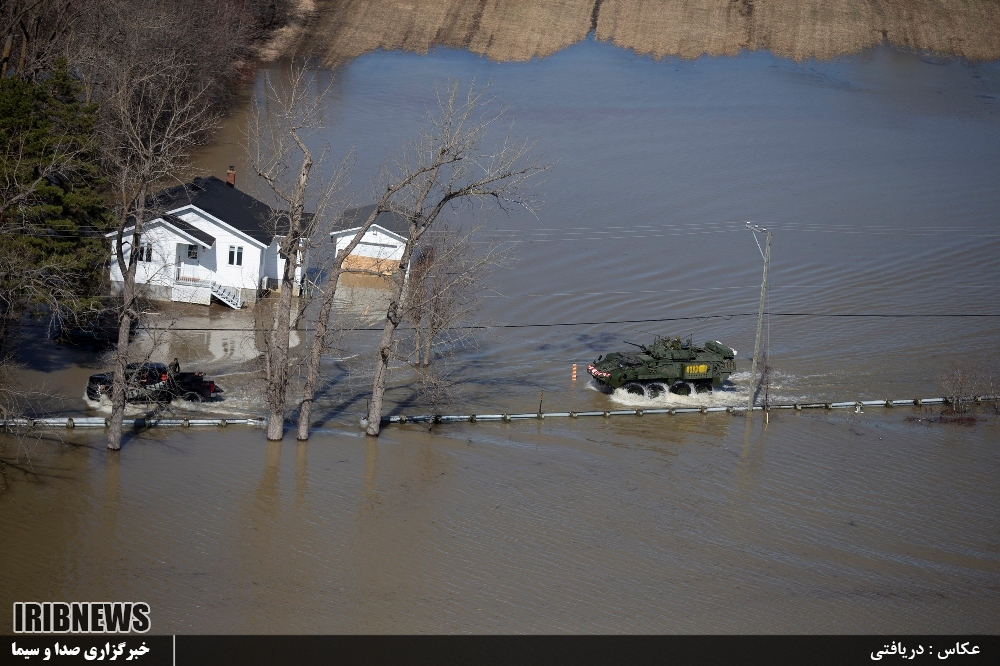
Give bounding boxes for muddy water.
[3,41,1000,633]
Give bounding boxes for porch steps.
[211,281,243,309]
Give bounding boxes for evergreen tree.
[0,59,109,357]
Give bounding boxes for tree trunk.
[108,267,137,450]
[423,320,432,367]
[365,319,397,437]
[107,188,146,451]
[295,199,392,441]
[15,29,27,76]
[366,250,416,436]
[266,254,296,440]
[296,264,343,441]
[106,306,132,450]
[264,138,312,441]
[414,324,422,366]
[0,35,12,77]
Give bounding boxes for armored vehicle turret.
[587,336,737,396]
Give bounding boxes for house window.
[138,243,153,262]
[187,244,198,260]
[228,245,243,266]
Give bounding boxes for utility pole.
[747,223,772,414]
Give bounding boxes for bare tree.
[403,222,506,368]
[0,0,85,80]
[940,360,993,414]
[295,190,441,440]
[363,81,546,436]
[380,223,507,417]
[247,61,350,441]
[99,40,222,450]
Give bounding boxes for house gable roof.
[170,206,268,248]
[162,214,216,247]
[105,214,217,248]
[151,176,282,244]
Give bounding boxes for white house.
[109,173,302,308]
[329,204,409,276]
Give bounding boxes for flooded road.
[3,409,998,633]
[2,40,1000,633]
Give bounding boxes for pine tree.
[0,59,109,357]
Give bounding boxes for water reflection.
[295,440,308,508]
[361,438,379,510]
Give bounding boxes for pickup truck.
[86,362,222,404]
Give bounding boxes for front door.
[177,243,200,281]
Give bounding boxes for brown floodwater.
[2,41,999,633]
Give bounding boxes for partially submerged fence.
[378,395,999,426]
[0,417,265,429]
[2,395,996,431]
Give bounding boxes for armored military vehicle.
[587,336,737,396]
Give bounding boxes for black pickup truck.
[86,363,222,404]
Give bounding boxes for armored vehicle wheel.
[647,382,666,399]
[625,382,646,396]
[695,381,713,394]
[669,381,691,396]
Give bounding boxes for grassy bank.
[285,0,1000,65]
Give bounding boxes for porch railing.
[174,263,212,284]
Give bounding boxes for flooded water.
[2,40,1000,633]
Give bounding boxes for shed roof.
[334,204,411,238]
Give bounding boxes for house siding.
[110,222,192,286]
[332,225,407,279]
[334,226,406,263]
[108,197,309,306]
[175,210,264,292]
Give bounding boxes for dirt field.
[280,0,1000,65]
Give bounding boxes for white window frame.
[228,245,243,266]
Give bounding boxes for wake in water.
[82,391,262,418]
[591,370,811,408]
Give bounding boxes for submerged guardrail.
[0,417,266,429]
[2,395,996,430]
[378,395,999,426]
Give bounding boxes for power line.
[116,311,1000,332]
[27,311,1000,335]
[523,284,1000,297]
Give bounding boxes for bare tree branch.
[364,80,548,436]
[246,60,351,441]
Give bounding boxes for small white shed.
[330,205,410,276]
